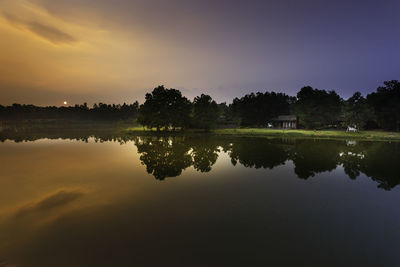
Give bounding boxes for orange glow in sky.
[1,0,399,105]
[0,0,226,105]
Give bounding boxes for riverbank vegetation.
[0,102,139,123]
[1,80,399,131]
[124,127,400,141]
[133,80,399,131]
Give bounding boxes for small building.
[272,115,298,129]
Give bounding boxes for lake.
[1,131,400,267]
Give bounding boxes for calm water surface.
[0,132,399,267]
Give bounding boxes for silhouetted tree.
[295,86,342,129]
[230,92,292,126]
[0,102,138,122]
[138,86,191,131]
[367,80,400,131]
[343,92,374,129]
[216,102,235,126]
[4,80,400,132]
[192,94,219,131]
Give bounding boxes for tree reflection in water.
[356,142,400,190]
[227,137,290,169]
[291,140,341,179]
[133,136,400,190]
[190,138,220,172]
[1,127,399,190]
[133,136,222,179]
[134,136,193,180]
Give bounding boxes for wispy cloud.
[3,12,77,44]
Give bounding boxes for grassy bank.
[124,127,400,141]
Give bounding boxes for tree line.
[0,102,139,122]
[138,81,399,131]
[1,80,399,130]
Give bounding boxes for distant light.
[63,101,68,105]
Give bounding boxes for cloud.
[16,190,84,217]
[27,21,76,44]
[3,12,76,44]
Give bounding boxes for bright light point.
[63,101,68,105]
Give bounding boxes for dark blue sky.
[1,0,399,104]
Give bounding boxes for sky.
[0,0,399,106]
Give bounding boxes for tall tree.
[343,92,374,129]
[367,80,400,131]
[138,85,192,131]
[295,86,342,129]
[230,91,292,126]
[192,94,219,131]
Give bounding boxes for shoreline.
[124,127,400,142]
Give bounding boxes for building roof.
[272,115,297,121]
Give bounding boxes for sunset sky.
[0,0,399,106]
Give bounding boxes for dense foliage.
[367,80,400,131]
[343,92,374,129]
[192,94,219,131]
[294,86,342,129]
[231,92,294,126]
[0,102,139,122]
[137,85,191,131]
[1,80,400,131]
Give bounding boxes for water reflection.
[135,137,400,190]
[1,128,400,190]
[1,129,400,266]
[228,138,290,169]
[134,136,193,179]
[15,190,84,218]
[291,140,341,179]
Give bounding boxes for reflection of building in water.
[272,115,298,129]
